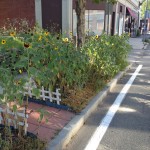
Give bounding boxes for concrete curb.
[47,64,132,150]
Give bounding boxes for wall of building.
[0,0,35,27]
[62,0,72,35]
[118,0,139,12]
[115,0,140,36]
[41,0,62,32]
[114,2,126,35]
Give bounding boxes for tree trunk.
[75,0,86,48]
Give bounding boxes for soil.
[61,83,100,113]
[0,125,46,150]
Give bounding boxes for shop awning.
[127,7,138,19]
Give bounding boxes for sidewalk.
[0,36,147,149]
[128,37,145,64]
[27,102,75,141]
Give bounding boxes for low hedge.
[0,26,131,95]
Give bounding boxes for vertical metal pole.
[107,2,109,35]
[123,6,126,34]
[114,2,118,34]
[144,0,148,39]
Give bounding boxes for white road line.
[84,65,143,150]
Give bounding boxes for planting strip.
[47,64,132,150]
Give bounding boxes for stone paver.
[33,126,57,141]
[27,102,75,141]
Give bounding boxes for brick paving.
[27,102,75,141]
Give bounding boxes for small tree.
[75,0,86,48]
[140,0,150,19]
[75,0,117,47]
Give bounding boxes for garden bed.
[0,124,46,150]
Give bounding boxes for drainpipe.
[35,0,42,27]
[62,0,73,37]
[123,6,126,34]
[114,2,118,34]
[107,1,110,35]
[144,0,148,40]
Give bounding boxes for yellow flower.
[38,36,42,41]
[46,38,49,42]
[45,32,49,36]
[54,47,58,50]
[70,32,73,36]
[106,42,109,46]
[95,35,99,39]
[62,38,69,43]
[10,31,16,37]
[65,38,69,42]
[1,40,6,44]
[19,69,22,74]
[24,43,30,48]
[16,80,21,85]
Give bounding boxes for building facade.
[115,0,140,36]
[0,0,141,36]
[0,0,35,27]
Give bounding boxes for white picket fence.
[0,78,61,135]
[24,86,61,105]
[0,103,28,135]
[23,78,61,105]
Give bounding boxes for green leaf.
[13,105,17,112]
[38,113,44,123]
[28,67,38,75]
[32,88,40,97]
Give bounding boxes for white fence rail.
[24,85,61,105]
[0,104,28,135]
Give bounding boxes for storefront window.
[73,9,104,36]
[73,9,77,36]
[115,13,119,34]
[119,16,123,35]
[105,14,111,34]
[89,10,104,35]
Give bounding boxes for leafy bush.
[10,26,89,92]
[0,36,24,71]
[82,33,131,89]
[136,29,141,37]
[0,127,46,150]
[0,22,131,112]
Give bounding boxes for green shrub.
[136,29,141,37]
[0,23,131,104]
[81,33,131,89]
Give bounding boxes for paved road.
[64,38,150,150]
